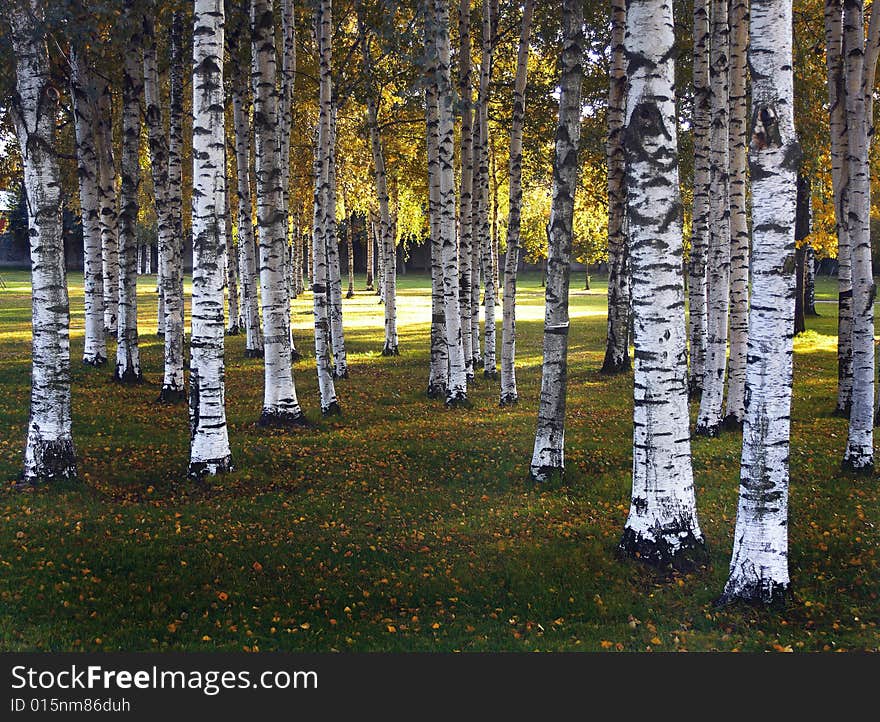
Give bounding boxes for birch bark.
[721,0,799,602]
[529,0,583,482]
[619,0,705,565]
[95,79,119,338]
[457,0,475,379]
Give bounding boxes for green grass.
[0,269,877,652]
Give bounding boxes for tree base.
[322,401,342,417]
[188,455,233,479]
[291,349,303,362]
[382,344,400,356]
[156,331,165,338]
[687,381,702,401]
[157,386,186,404]
[832,404,851,418]
[20,437,77,487]
[600,353,631,375]
[716,577,790,607]
[618,526,708,571]
[333,368,348,380]
[841,455,874,474]
[245,348,265,359]
[83,354,108,367]
[426,383,446,400]
[483,368,498,380]
[258,408,308,427]
[473,358,484,370]
[444,392,471,409]
[346,290,354,299]
[529,465,563,484]
[721,414,743,431]
[499,392,519,407]
[226,326,241,336]
[112,366,143,384]
[693,421,720,438]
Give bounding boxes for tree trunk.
[325,105,348,375]
[114,5,143,384]
[825,0,852,416]
[805,244,818,315]
[457,0,475,379]
[794,175,811,336]
[475,0,497,378]
[312,0,341,414]
[11,0,77,484]
[252,0,305,425]
[688,0,710,397]
[95,78,119,338]
[231,57,264,358]
[720,0,799,602]
[225,182,240,335]
[189,0,233,476]
[70,44,106,367]
[723,0,749,428]
[842,0,874,471]
[619,0,705,565]
[144,12,184,402]
[499,0,534,405]
[345,209,355,299]
[365,208,375,290]
[695,0,731,436]
[529,0,583,483]
[601,0,630,376]
[432,0,468,405]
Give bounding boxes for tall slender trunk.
[312,0,340,414]
[601,0,630,376]
[190,0,233,476]
[475,0,496,377]
[425,8,448,397]
[688,0,710,396]
[114,4,144,383]
[529,0,583,482]
[252,0,305,425]
[144,12,184,401]
[720,0,799,602]
[12,0,77,484]
[232,60,264,358]
[225,181,240,335]
[695,0,731,436]
[325,104,348,375]
[842,0,874,470]
[70,45,106,366]
[345,203,355,299]
[499,0,534,405]
[457,0,475,379]
[794,175,811,335]
[167,10,186,370]
[95,79,119,338]
[825,0,852,415]
[432,0,468,405]
[619,0,705,565]
[365,207,375,290]
[723,0,749,427]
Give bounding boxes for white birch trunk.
[326,104,348,376]
[695,0,731,436]
[114,5,143,383]
[190,0,233,475]
[688,0,710,396]
[144,12,184,402]
[721,0,799,602]
[457,0,475,379]
[601,0,630,376]
[724,0,750,427]
[70,45,106,366]
[252,0,305,424]
[619,0,705,565]
[12,0,77,484]
[842,0,874,470]
[95,79,119,338]
[432,0,468,405]
[312,0,340,414]
[225,182,240,335]
[499,0,533,405]
[529,0,583,482]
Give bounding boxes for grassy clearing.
[0,270,876,652]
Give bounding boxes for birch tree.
[601,0,630,376]
[720,0,799,602]
[695,0,731,436]
[114,2,144,383]
[95,78,119,338]
[190,0,233,476]
[529,0,583,483]
[11,0,77,484]
[70,44,106,366]
[252,0,306,425]
[432,0,468,405]
[457,0,475,379]
[724,0,749,427]
[687,0,710,396]
[619,0,705,565]
[224,182,240,335]
[499,0,534,405]
[326,106,348,375]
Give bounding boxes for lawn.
[0,269,876,652]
